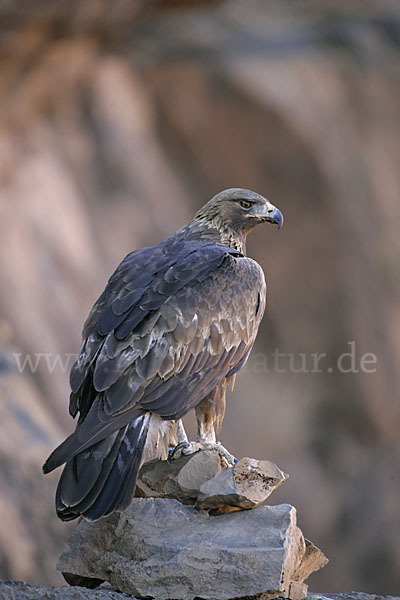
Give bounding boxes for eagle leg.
[176,418,189,444]
[167,419,191,460]
[168,383,237,467]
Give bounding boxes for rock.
[57,498,327,600]
[293,539,330,583]
[0,580,126,599]
[137,450,288,512]
[0,583,399,600]
[197,457,288,511]
[0,581,120,600]
[59,451,326,598]
[61,572,105,589]
[136,449,227,505]
[313,596,400,600]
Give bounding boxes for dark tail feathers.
[54,412,150,521]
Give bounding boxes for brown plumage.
[43,188,283,521]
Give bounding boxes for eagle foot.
[168,440,237,467]
[167,441,192,461]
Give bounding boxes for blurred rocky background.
[0,0,399,594]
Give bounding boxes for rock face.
[0,366,72,585]
[58,450,327,600]
[58,498,324,600]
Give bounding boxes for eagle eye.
[239,199,253,210]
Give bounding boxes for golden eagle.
[43,188,283,521]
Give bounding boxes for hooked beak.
[248,201,283,229]
[265,202,283,229]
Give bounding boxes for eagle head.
[196,188,283,235]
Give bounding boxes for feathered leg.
[169,379,237,466]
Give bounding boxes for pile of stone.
[58,450,328,600]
